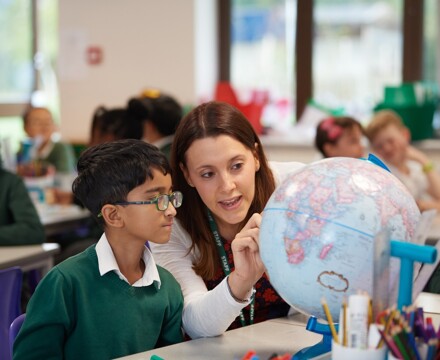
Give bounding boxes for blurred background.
[0,0,438,152]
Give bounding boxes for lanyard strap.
[207,209,254,326]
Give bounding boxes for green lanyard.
[207,209,254,327]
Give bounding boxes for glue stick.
[348,293,369,349]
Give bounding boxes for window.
[313,0,402,121]
[0,0,58,153]
[226,1,432,128]
[423,0,438,83]
[230,0,297,131]
[0,0,33,105]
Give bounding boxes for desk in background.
[35,204,91,237]
[0,243,60,275]
[116,293,440,360]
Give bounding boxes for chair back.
[0,267,23,360]
[9,313,26,358]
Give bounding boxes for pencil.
[378,328,403,359]
[407,331,421,360]
[392,328,411,360]
[427,338,438,360]
[377,308,397,348]
[368,297,373,326]
[342,299,347,347]
[321,297,339,344]
[398,327,418,360]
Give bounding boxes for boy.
[365,110,440,212]
[19,106,76,175]
[17,106,77,206]
[0,160,44,245]
[13,139,184,359]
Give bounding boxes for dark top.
[0,169,45,245]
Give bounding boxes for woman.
[150,101,303,339]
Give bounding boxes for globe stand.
[390,240,437,309]
[291,316,337,360]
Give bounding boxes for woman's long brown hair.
[170,101,275,280]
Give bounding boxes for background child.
[365,109,440,212]
[89,106,144,147]
[19,106,76,175]
[315,116,365,158]
[13,139,184,359]
[128,89,183,161]
[0,154,44,245]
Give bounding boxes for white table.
[115,313,322,360]
[115,293,440,360]
[0,243,60,274]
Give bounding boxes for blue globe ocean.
[260,156,420,321]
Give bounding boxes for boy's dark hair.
[72,139,171,227]
[127,92,183,136]
[89,106,143,146]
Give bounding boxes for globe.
[260,156,420,321]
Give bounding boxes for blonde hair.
[365,110,406,142]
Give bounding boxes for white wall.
[58,0,205,142]
[194,0,218,102]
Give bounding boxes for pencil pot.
[332,341,387,360]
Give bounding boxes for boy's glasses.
[114,191,183,212]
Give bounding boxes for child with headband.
[315,116,365,159]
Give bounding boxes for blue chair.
[0,267,23,360]
[9,313,26,358]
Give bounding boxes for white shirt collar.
[38,139,55,158]
[95,233,161,288]
[141,135,174,150]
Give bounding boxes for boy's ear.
[100,204,124,228]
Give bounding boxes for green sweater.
[0,169,45,245]
[13,246,184,360]
[42,141,77,173]
[17,141,77,173]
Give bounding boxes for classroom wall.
[58,0,215,143]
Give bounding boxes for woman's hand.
[228,213,265,301]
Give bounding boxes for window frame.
[0,0,40,118]
[220,0,425,122]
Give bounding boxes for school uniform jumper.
[13,240,184,360]
[0,168,45,245]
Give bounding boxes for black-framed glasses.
[113,191,183,212]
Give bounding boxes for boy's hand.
[228,213,265,301]
[406,145,430,166]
